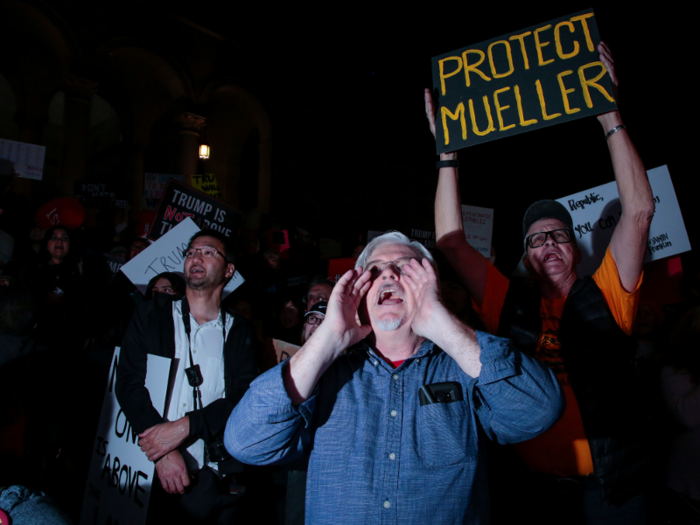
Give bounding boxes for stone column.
[174,112,206,187]
[59,75,98,197]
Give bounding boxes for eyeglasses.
[305,315,324,326]
[303,294,328,305]
[525,229,574,249]
[183,247,226,260]
[366,257,413,275]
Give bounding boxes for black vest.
[499,276,649,505]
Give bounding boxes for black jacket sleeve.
[115,300,169,434]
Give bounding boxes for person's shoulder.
[134,292,178,319]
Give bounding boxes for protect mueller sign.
[149,180,243,241]
[432,9,616,152]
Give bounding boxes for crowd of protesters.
[2,53,700,525]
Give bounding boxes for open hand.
[139,417,189,462]
[155,450,190,494]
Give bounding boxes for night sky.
[164,2,691,271]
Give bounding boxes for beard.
[374,314,405,331]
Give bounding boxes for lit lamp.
[199,144,210,159]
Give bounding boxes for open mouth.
[377,285,404,305]
[189,266,205,276]
[543,251,562,262]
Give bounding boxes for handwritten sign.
[148,180,243,241]
[79,349,170,525]
[120,218,244,297]
[556,165,691,277]
[432,10,615,152]
[192,174,221,198]
[461,205,494,257]
[144,173,184,210]
[0,138,46,180]
[409,229,437,249]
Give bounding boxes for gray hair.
[355,231,435,270]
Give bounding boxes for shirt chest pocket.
[417,400,473,468]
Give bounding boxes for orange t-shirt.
[475,247,641,476]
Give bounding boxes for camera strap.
[181,297,226,410]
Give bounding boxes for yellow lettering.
[439,56,463,96]
[493,87,516,131]
[535,79,561,120]
[570,13,595,52]
[514,85,538,127]
[468,96,496,136]
[487,40,514,79]
[557,70,580,114]
[509,32,532,69]
[440,103,467,145]
[554,21,579,59]
[534,25,554,66]
[462,49,491,87]
[578,61,615,108]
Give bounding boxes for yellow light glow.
[199,144,210,159]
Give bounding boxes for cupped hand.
[317,267,373,354]
[401,258,449,340]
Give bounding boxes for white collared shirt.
[167,300,233,470]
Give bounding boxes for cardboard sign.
[148,180,243,241]
[556,165,691,277]
[121,218,244,298]
[0,138,46,180]
[75,182,129,210]
[144,173,184,210]
[462,205,494,257]
[192,174,221,198]
[79,349,170,525]
[273,339,300,365]
[432,10,616,152]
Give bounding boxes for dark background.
[160,2,692,271]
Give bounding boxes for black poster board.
[431,9,616,153]
[148,180,244,241]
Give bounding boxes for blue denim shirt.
[225,331,563,524]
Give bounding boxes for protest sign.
[432,9,615,152]
[35,197,85,230]
[409,228,436,249]
[461,205,494,257]
[0,138,46,180]
[79,349,170,525]
[121,218,244,297]
[149,180,243,241]
[74,182,129,210]
[192,174,221,198]
[556,165,691,277]
[144,173,184,210]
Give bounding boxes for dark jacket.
[115,293,258,448]
[499,276,650,505]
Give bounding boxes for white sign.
[461,205,494,257]
[79,349,171,525]
[120,218,244,297]
[557,165,691,277]
[0,138,46,180]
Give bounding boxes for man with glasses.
[116,230,257,524]
[225,231,563,524]
[432,43,655,523]
[301,301,326,344]
[303,276,334,312]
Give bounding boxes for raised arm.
[427,89,489,306]
[597,42,655,292]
